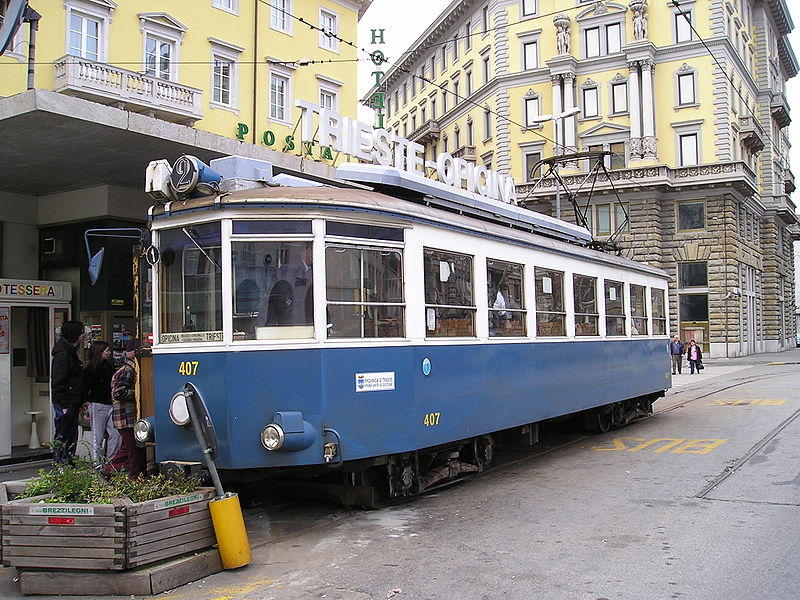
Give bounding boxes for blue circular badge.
[421,357,431,376]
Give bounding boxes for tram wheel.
[585,406,612,434]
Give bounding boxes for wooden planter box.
[1,486,216,571]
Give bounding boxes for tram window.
[630,284,648,335]
[158,224,222,342]
[232,220,312,235]
[535,268,565,337]
[423,249,475,337]
[651,288,667,335]
[325,245,404,338]
[231,240,314,340]
[573,274,599,336]
[486,259,526,337]
[604,280,626,336]
[326,222,404,242]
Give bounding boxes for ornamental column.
[551,74,563,153]
[641,58,657,158]
[627,61,642,159]
[562,73,577,154]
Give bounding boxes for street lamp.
[530,106,581,219]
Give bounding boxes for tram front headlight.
[260,424,285,451]
[134,418,154,443]
[168,392,191,426]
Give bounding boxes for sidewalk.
[667,346,800,392]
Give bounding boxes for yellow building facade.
[371,0,797,358]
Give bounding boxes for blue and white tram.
[137,165,670,502]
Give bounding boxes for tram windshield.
[158,223,223,343]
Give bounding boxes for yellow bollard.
[208,492,251,569]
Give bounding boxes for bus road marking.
[591,437,727,454]
[707,398,788,406]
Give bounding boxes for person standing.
[50,320,86,465]
[669,335,684,375]
[84,341,121,469]
[686,339,703,375]
[108,338,146,479]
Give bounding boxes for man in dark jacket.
[669,335,684,375]
[51,320,86,464]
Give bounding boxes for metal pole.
[554,118,561,219]
[25,6,42,90]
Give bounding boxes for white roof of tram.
[336,164,592,246]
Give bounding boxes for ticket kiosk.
[0,279,72,459]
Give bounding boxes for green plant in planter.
[20,459,200,504]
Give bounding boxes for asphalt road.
[2,349,799,599]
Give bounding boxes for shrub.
[20,460,200,504]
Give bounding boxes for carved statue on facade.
[553,14,571,55]
[630,0,648,41]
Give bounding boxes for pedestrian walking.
[107,338,146,479]
[84,340,122,469]
[686,339,703,374]
[669,335,684,374]
[50,320,86,465]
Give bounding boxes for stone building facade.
[368,0,798,357]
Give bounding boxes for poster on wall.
[0,306,9,354]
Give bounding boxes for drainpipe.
[24,5,42,90]
[252,0,259,145]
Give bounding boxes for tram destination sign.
[238,101,517,205]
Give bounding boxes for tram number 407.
[423,412,441,426]
[178,361,199,376]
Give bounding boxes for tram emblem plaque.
[355,372,395,392]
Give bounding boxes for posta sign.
[238,101,517,204]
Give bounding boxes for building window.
[465,70,473,95]
[574,274,599,336]
[431,97,436,119]
[423,248,475,337]
[611,82,628,113]
[582,86,599,117]
[585,27,601,57]
[523,41,538,69]
[524,96,540,127]
[521,0,537,17]
[270,0,290,33]
[487,259,526,337]
[677,200,705,231]
[467,119,474,145]
[678,262,708,287]
[483,108,491,140]
[585,200,630,236]
[320,88,337,110]
[269,73,289,122]
[604,280,625,336]
[144,34,175,80]
[630,284,648,335]
[679,133,699,165]
[606,22,621,53]
[679,293,709,322]
[609,141,626,169]
[212,54,235,107]
[453,79,460,101]
[677,72,696,105]
[441,84,448,113]
[319,9,338,52]
[452,35,459,61]
[465,21,472,50]
[482,6,489,34]
[675,9,693,42]
[482,54,491,83]
[651,288,667,335]
[212,0,238,14]
[68,11,101,61]
[326,245,405,339]
[524,151,542,182]
[535,268,565,336]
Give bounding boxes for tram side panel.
[152,338,667,471]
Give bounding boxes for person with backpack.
[107,338,146,479]
[50,320,86,465]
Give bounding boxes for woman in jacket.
[686,339,703,374]
[84,341,121,468]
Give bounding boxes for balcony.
[452,145,476,162]
[738,116,766,153]
[785,168,796,194]
[408,119,441,145]
[771,92,791,128]
[53,55,203,125]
